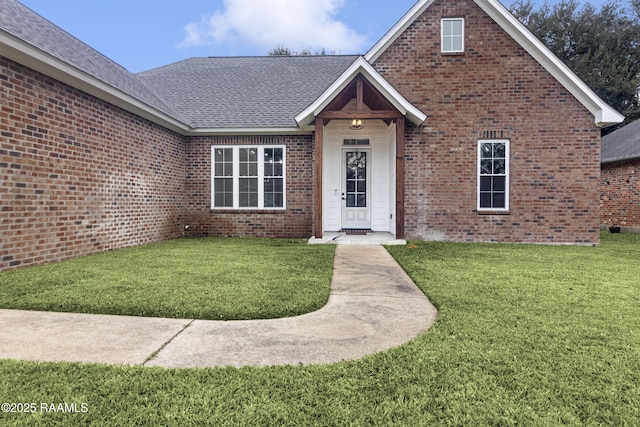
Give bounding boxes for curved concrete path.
[0,245,437,368]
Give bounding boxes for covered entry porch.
[318,110,403,238]
[296,58,426,241]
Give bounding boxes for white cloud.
[179,0,368,54]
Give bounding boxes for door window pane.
[346,151,367,208]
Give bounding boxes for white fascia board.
[474,0,624,128]
[365,0,435,63]
[295,57,427,128]
[595,108,627,128]
[188,127,313,136]
[0,31,190,135]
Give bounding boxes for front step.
[308,231,406,245]
[340,229,371,235]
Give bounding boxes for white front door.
[341,149,371,229]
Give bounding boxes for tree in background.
[510,0,640,131]
[268,44,331,56]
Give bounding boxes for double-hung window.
[478,140,509,211]
[441,18,464,53]
[212,146,285,209]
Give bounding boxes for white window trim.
[211,145,286,210]
[477,140,510,211]
[441,18,465,53]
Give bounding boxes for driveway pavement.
[0,245,437,368]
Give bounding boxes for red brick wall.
[183,135,314,238]
[374,0,601,244]
[1,57,186,271]
[601,160,640,229]
[0,0,606,271]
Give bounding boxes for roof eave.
[602,154,640,164]
[188,127,313,136]
[0,30,191,135]
[595,108,626,129]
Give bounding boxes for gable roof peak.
[295,57,427,128]
[365,0,624,128]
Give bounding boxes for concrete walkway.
[0,245,437,368]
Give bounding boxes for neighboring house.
[0,0,624,271]
[601,119,640,232]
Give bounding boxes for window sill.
[211,209,287,214]
[441,51,465,56]
[477,210,511,215]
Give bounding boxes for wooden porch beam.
[316,110,403,120]
[314,119,324,239]
[395,118,405,240]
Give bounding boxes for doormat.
[341,229,371,235]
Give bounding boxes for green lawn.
[1,233,639,426]
[0,238,335,320]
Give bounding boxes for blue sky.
[19,0,608,73]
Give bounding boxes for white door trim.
[341,148,372,230]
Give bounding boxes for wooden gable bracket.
[356,75,364,112]
[316,74,403,123]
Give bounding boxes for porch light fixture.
[350,118,364,130]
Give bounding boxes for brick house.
[601,119,640,232]
[0,0,623,271]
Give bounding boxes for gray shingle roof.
[0,0,184,122]
[1,0,358,130]
[2,0,359,130]
[601,119,640,163]
[137,56,359,129]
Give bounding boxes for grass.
[0,233,639,425]
[0,238,335,320]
